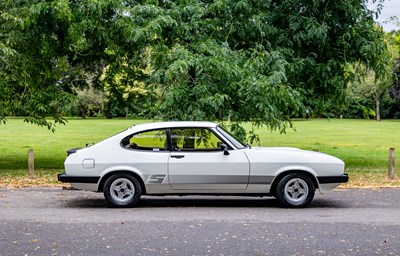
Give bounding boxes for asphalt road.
[0,187,400,256]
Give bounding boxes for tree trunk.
[80,106,87,119]
[375,98,381,122]
[105,101,112,119]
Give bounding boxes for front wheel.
[103,173,142,208]
[275,173,315,208]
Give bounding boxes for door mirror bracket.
[220,144,230,155]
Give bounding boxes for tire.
[103,173,142,208]
[275,173,315,208]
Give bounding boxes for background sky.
[371,0,400,31]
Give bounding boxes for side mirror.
[220,144,230,155]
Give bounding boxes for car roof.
[129,121,219,131]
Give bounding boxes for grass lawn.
[0,118,399,188]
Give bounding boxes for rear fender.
[97,166,146,193]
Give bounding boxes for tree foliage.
[346,30,397,121]
[0,0,391,138]
[139,0,390,137]
[0,0,141,129]
[389,31,400,100]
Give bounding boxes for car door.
[168,127,250,190]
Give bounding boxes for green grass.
[0,118,144,173]
[255,119,400,173]
[0,118,399,187]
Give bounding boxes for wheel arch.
[270,170,319,196]
[98,170,147,195]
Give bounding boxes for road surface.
[0,187,399,255]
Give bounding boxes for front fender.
[269,165,320,192]
[274,165,318,178]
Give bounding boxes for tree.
[389,31,400,112]
[346,65,389,120]
[0,0,142,129]
[138,0,390,138]
[0,0,391,139]
[101,57,151,118]
[74,86,104,118]
[391,59,400,98]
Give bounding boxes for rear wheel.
[275,173,315,208]
[103,173,142,208]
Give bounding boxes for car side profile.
[58,121,348,208]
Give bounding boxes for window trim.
[216,125,246,149]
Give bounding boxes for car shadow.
[63,198,107,208]
[62,195,348,209]
[139,196,281,208]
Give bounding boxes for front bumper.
[57,174,100,184]
[317,174,349,184]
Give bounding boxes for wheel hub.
[110,178,135,203]
[284,178,309,204]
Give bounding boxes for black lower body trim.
[58,174,100,184]
[317,174,349,184]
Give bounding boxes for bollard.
[28,149,34,178]
[388,148,395,180]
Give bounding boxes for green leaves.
[0,0,390,140]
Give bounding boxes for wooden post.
[28,149,34,178]
[388,148,395,180]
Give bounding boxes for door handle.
[171,155,185,159]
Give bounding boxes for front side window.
[170,128,223,151]
[121,129,167,152]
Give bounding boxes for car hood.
[245,146,344,165]
[251,147,302,151]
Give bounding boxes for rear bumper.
[57,174,100,184]
[317,174,349,184]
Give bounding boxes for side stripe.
[168,175,274,185]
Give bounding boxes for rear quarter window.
[121,129,167,152]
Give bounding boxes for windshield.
[216,125,246,149]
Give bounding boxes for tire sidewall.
[103,173,142,208]
[275,173,315,208]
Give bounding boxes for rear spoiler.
[66,148,82,156]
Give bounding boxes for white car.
[58,121,348,208]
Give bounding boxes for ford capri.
[58,121,348,208]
